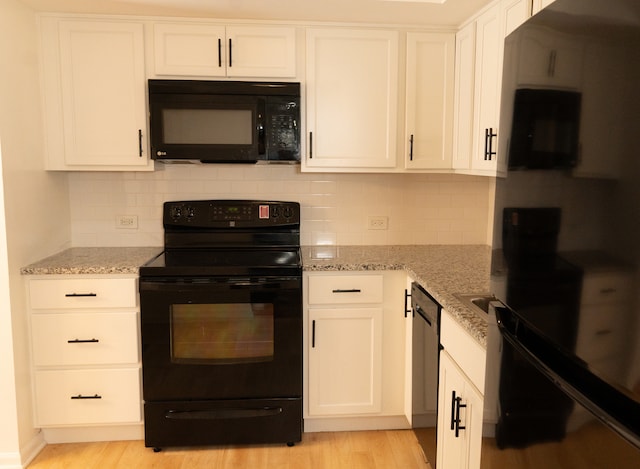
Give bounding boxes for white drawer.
[29,277,137,310]
[31,312,139,366]
[440,309,486,392]
[34,368,141,426]
[308,274,384,305]
[580,272,633,305]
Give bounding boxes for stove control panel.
[164,200,300,227]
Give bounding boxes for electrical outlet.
[116,215,138,229]
[368,216,388,230]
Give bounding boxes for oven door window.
[171,302,274,364]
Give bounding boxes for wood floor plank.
[27,430,430,469]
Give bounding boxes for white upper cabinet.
[153,23,297,78]
[453,0,530,176]
[40,18,153,170]
[304,28,399,170]
[404,32,455,170]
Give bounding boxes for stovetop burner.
[141,248,301,277]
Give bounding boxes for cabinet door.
[226,26,296,77]
[305,28,399,169]
[154,23,226,76]
[436,352,484,469]
[308,307,383,415]
[57,20,149,168]
[404,32,455,169]
[154,24,296,78]
[452,22,476,170]
[471,4,502,173]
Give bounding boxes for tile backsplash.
[68,165,493,247]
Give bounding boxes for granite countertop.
[21,244,492,347]
[20,247,162,275]
[303,245,492,347]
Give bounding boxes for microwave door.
[150,95,264,163]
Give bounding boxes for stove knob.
[185,206,196,219]
[283,206,293,219]
[170,205,182,220]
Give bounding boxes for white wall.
[69,166,495,247]
[0,0,71,465]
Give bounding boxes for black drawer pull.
[71,394,102,400]
[67,338,100,344]
[65,293,97,297]
[332,289,362,293]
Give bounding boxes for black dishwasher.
[410,282,441,467]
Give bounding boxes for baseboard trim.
[42,424,144,444]
[304,415,410,433]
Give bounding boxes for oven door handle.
[140,277,300,291]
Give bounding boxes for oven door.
[140,276,302,402]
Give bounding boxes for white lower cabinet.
[27,275,142,431]
[437,309,486,469]
[308,306,383,415]
[304,271,409,431]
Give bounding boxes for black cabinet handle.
[218,38,222,67]
[228,38,233,67]
[332,289,361,293]
[312,320,316,348]
[484,128,497,161]
[138,129,143,157]
[71,394,102,400]
[65,293,97,297]
[409,134,414,161]
[67,338,99,344]
[404,289,411,318]
[451,390,467,437]
[450,390,457,431]
[309,131,313,159]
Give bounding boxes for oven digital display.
[210,205,253,221]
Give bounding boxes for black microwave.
[148,80,300,164]
[508,88,581,170]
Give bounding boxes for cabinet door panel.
[226,26,296,77]
[305,28,398,169]
[437,352,483,469]
[58,21,148,167]
[405,32,455,169]
[471,4,502,173]
[308,307,383,415]
[154,23,226,76]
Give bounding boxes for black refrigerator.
[483,0,640,466]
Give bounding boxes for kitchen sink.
[454,293,498,315]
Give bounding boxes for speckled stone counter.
[20,247,162,275]
[302,245,492,347]
[21,245,492,347]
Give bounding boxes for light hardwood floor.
[28,430,431,469]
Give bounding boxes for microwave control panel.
[266,98,300,161]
